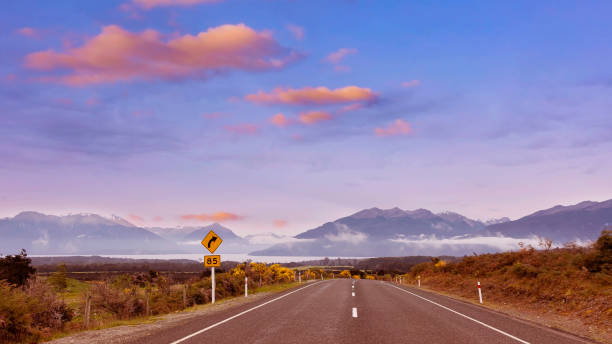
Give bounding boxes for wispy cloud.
[324,48,357,64]
[245,86,377,105]
[25,24,299,85]
[269,113,290,127]
[225,123,259,135]
[286,24,304,40]
[16,27,38,38]
[130,0,222,9]
[390,235,545,252]
[401,80,421,88]
[180,212,244,222]
[128,214,144,222]
[324,224,367,244]
[273,219,288,227]
[374,119,412,137]
[299,110,332,125]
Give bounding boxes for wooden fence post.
[84,294,91,328]
[183,285,187,309]
[145,289,150,316]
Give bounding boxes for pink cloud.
[375,119,413,137]
[273,219,288,227]
[337,103,362,114]
[131,0,222,9]
[299,110,332,125]
[153,216,164,222]
[225,123,259,135]
[181,212,244,222]
[16,27,38,38]
[269,113,290,127]
[3,74,17,82]
[128,214,144,222]
[324,48,357,64]
[245,86,377,105]
[25,24,298,85]
[402,80,421,88]
[86,97,99,106]
[286,24,304,40]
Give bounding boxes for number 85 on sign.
[204,255,221,267]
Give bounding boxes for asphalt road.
[129,279,593,344]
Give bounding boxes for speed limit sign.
[204,255,221,267]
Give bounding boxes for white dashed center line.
[352,307,358,318]
[352,292,355,296]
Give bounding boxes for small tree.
[0,249,36,287]
[585,230,612,272]
[48,264,68,292]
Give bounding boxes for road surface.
[129,279,593,344]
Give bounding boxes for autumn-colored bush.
[406,230,612,339]
[0,278,73,343]
[91,282,144,320]
[339,270,351,278]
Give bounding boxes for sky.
[1,0,611,236]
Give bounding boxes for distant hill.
[0,212,176,255]
[252,200,612,256]
[0,211,284,255]
[296,207,485,240]
[481,199,612,242]
[253,207,491,257]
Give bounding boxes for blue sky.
[1,0,611,235]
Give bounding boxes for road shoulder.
[45,282,309,344]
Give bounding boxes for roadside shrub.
[0,278,73,343]
[25,278,74,330]
[0,281,33,343]
[91,283,142,319]
[510,262,540,278]
[585,230,612,272]
[48,264,68,292]
[0,249,36,287]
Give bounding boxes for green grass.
[291,265,353,270]
[251,281,299,294]
[59,278,91,308]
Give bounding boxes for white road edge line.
[352,307,358,318]
[169,281,322,344]
[386,283,530,344]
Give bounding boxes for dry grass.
[406,231,612,343]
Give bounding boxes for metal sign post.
[202,230,223,305]
[212,267,215,304]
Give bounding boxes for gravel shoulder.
[45,285,299,344]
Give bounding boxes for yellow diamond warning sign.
[201,230,223,254]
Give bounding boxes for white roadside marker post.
[245,276,248,297]
[477,281,483,304]
[418,276,421,288]
[211,267,216,304]
[299,272,301,284]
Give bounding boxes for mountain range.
[1,198,611,256]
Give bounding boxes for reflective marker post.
[245,276,248,297]
[211,267,215,304]
[477,281,483,304]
